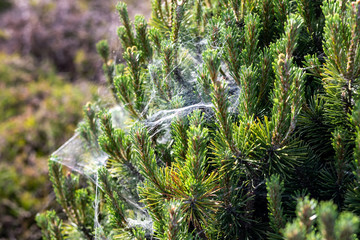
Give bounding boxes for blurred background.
[0,0,149,239]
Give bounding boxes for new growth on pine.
[36,0,360,239]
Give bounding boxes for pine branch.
[98,167,128,229]
[98,111,143,181]
[203,49,238,155]
[266,174,285,238]
[36,210,64,240]
[271,14,304,146]
[131,123,168,194]
[135,15,153,61]
[116,2,135,47]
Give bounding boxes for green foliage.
[267,174,285,239]
[0,0,11,12]
[40,0,360,239]
[0,53,96,239]
[48,161,95,239]
[283,198,360,240]
[0,0,120,81]
[36,210,63,240]
[96,40,110,62]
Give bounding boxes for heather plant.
[0,0,149,81]
[38,0,360,239]
[0,53,97,239]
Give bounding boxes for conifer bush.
[38,0,360,239]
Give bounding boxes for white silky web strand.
[50,34,242,238]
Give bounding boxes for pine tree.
[37,0,360,239]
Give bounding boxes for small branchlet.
[353,131,360,179]
[222,26,242,86]
[36,210,63,240]
[113,74,140,119]
[243,13,261,65]
[48,160,72,219]
[171,116,189,163]
[296,0,315,39]
[317,201,337,239]
[273,0,291,34]
[194,0,203,34]
[197,65,212,98]
[346,0,360,80]
[203,49,221,83]
[271,15,304,146]
[332,129,348,188]
[161,40,176,99]
[257,47,274,111]
[77,102,100,147]
[296,196,317,234]
[131,123,167,193]
[135,15,153,61]
[171,0,185,46]
[123,46,147,114]
[350,101,360,180]
[238,65,260,119]
[335,212,360,240]
[96,40,109,63]
[98,111,143,181]
[184,110,208,181]
[124,47,142,95]
[259,0,276,46]
[266,174,285,238]
[149,27,163,55]
[283,219,306,240]
[116,2,135,47]
[207,17,224,49]
[162,200,190,240]
[204,49,237,155]
[228,0,241,22]
[98,167,128,228]
[117,26,132,49]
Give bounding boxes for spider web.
[50,35,241,238]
